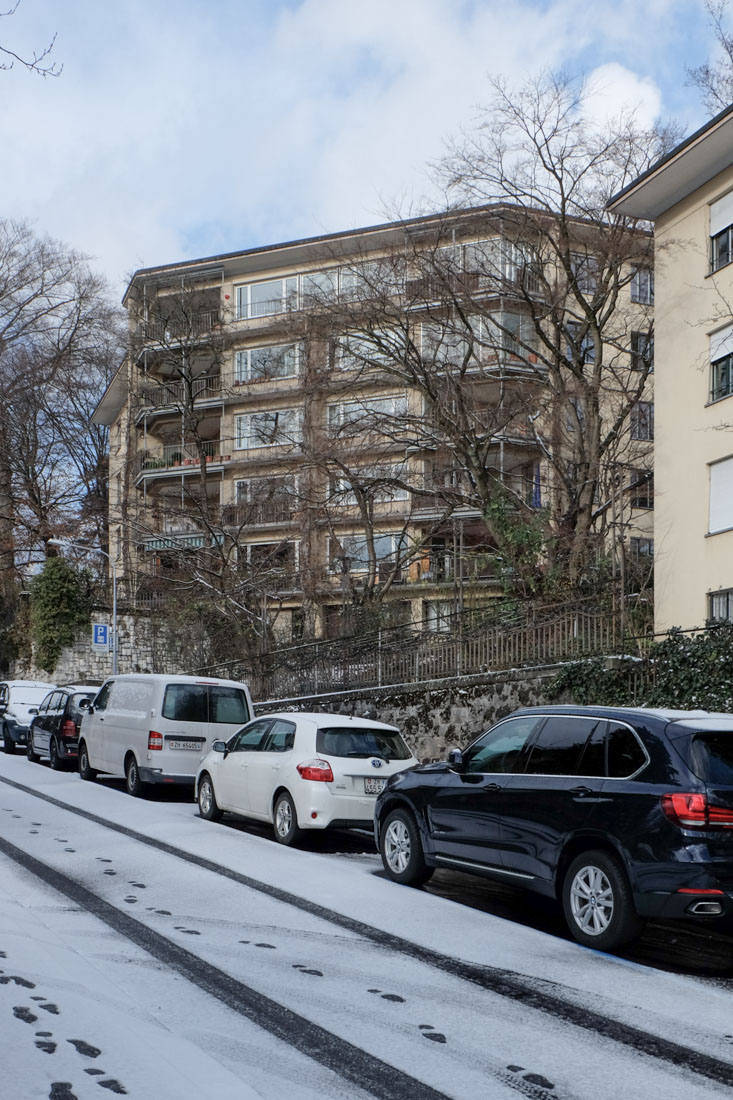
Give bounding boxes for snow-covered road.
[1,753,733,1100]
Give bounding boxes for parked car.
[195,712,418,845]
[78,673,254,796]
[375,705,733,951]
[27,684,100,770]
[0,680,57,754]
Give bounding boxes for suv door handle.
[570,785,592,797]
[483,782,501,792]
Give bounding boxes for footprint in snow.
[49,1084,77,1100]
[154,910,171,916]
[13,1006,37,1024]
[96,858,112,863]
[367,988,405,1003]
[64,849,75,853]
[0,975,35,988]
[85,1069,105,1076]
[103,871,116,877]
[36,1038,56,1054]
[174,926,200,935]
[418,1024,447,1044]
[97,1078,127,1093]
[40,1003,59,1015]
[292,964,323,977]
[254,943,276,949]
[507,1065,555,1089]
[128,882,146,889]
[123,897,137,905]
[68,1039,101,1058]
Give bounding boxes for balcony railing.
[221,498,295,526]
[139,376,221,409]
[137,310,221,342]
[138,440,231,472]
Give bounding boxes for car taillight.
[148,730,163,751]
[296,758,334,782]
[661,792,733,829]
[61,719,76,738]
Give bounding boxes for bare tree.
[0,1,61,77]
[687,1,733,114]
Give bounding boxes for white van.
[78,673,253,797]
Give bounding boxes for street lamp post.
[47,539,118,674]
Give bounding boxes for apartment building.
[609,103,733,632]
[94,207,654,644]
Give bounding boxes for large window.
[335,328,405,371]
[569,251,598,294]
[236,278,298,319]
[331,464,408,505]
[710,191,733,272]
[630,267,654,304]
[235,408,302,449]
[235,343,300,383]
[629,469,653,510]
[710,324,733,401]
[235,476,296,523]
[328,532,404,573]
[630,401,654,441]
[566,321,595,364]
[709,456,733,534]
[629,537,654,558]
[328,394,408,436]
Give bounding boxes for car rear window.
[316,727,412,760]
[162,684,250,724]
[684,734,733,785]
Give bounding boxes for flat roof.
[608,102,733,220]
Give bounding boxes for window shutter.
[709,456,733,533]
[710,192,733,237]
[710,323,733,363]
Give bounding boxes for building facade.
[609,104,733,632]
[95,207,654,646]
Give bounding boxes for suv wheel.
[125,755,145,798]
[380,808,434,887]
[198,774,222,821]
[78,742,97,782]
[3,724,14,755]
[26,735,40,764]
[562,850,644,951]
[273,792,303,846]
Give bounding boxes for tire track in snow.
[3,774,733,1091]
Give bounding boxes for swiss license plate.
[364,777,387,795]
[169,740,202,751]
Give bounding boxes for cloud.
[582,63,663,131]
[0,0,700,297]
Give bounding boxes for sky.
[0,0,720,299]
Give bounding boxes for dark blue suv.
[375,706,733,950]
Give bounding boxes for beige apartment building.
[609,104,733,632]
[94,207,654,645]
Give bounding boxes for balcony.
[138,375,222,411]
[221,498,295,527]
[136,440,231,479]
[136,309,221,343]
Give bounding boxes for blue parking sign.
[92,624,110,651]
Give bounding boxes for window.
[629,537,654,558]
[162,684,207,722]
[92,682,113,712]
[235,343,299,383]
[710,588,733,622]
[630,331,654,372]
[607,723,647,778]
[629,469,653,510]
[570,251,598,294]
[566,321,595,364]
[235,476,295,522]
[462,715,542,774]
[262,720,296,753]
[329,532,403,573]
[235,408,302,449]
[331,464,408,505]
[421,322,470,366]
[710,324,733,401]
[630,267,654,304]
[229,720,270,753]
[424,599,453,633]
[630,401,654,441]
[316,726,411,760]
[236,278,298,319]
[524,717,600,776]
[709,456,733,533]
[327,394,407,436]
[710,192,733,272]
[336,328,404,370]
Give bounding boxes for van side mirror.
[28,708,38,716]
[78,698,90,711]
[447,748,464,769]
[86,704,95,716]
[212,740,226,754]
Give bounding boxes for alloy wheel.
[384,817,411,875]
[569,863,614,936]
[275,798,293,838]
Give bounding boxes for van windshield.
[162,684,250,725]
[316,727,411,760]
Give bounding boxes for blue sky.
[0,0,719,295]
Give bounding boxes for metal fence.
[196,600,626,701]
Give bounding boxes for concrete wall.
[256,665,563,762]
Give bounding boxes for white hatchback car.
[195,712,418,844]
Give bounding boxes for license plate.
[169,740,202,751]
[364,777,387,794]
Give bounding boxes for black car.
[375,705,733,950]
[27,685,99,770]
